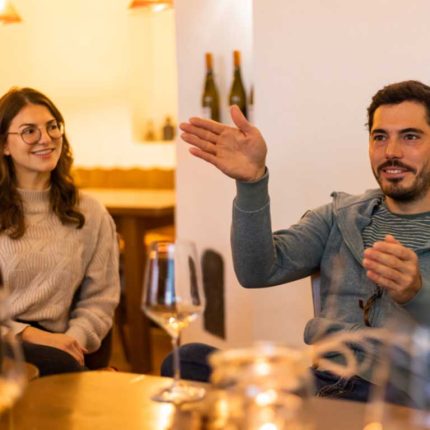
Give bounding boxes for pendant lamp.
[128,0,173,12]
[0,0,22,24]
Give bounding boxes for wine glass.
[364,313,430,430]
[142,239,206,403]
[0,271,27,428]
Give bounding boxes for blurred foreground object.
[365,314,430,430]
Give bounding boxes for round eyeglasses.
[7,121,64,145]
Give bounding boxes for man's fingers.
[363,257,401,282]
[371,241,413,261]
[366,269,399,291]
[186,117,227,135]
[230,105,253,133]
[181,133,217,155]
[363,248,398,267]
[384,234,400,244]
[364,236,421,304]
[189,147,219,166]
[180,122,219,144]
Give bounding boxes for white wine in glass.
[142,240,206,403]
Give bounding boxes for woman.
[0,87,120,376]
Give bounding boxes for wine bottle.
[201,53,220,122]
[144,120,156,141]
[228,50,247,118]
[248,85,254,123]
[162,116,175,141]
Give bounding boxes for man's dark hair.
[367,80,430,131]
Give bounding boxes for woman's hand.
[180,105,267,182]
[21,327,87,365]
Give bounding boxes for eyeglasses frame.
[6,121,65,145]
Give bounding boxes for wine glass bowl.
[142,240,206,404]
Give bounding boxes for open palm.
[180,105,267,182]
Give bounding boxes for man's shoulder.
[330,189,383,210]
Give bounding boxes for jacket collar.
[330,189,384,264]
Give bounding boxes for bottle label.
[230,95,242,105]
[201,106,212,119]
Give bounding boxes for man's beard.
[373,160,430,203]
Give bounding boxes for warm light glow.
[0,0,22,24]
[254,360,271,377]
[258,423,279,430]
[363,423,383,430]
[151,4,169,12]
[255,390,278,407]
[128,0,173,12]
[158,404,174,427]
[216,398,230,419]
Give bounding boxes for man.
[175,80,430,402]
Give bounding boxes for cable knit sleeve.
[65,197,120,352]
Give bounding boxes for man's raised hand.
[180,105,267,182]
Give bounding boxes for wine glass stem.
[171,334,181,387]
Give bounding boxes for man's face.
[369,101,430,206]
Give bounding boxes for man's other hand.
[363,234,422,303]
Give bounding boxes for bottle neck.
[233,67,242,79]
[205,71,215,84]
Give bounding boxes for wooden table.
[10,372,202,430]
[84,188,175,373]
[6,371,416,430]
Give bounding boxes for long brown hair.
[0,87,84,238]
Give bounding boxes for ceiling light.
[128,0,173,13]
[0,0,22,24]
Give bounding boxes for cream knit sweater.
[0,189,120,353]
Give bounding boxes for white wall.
[175,0,253,348]
[176,1,430,349]
[251,0,430,345]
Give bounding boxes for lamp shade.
[128,0,173,12]
[0,0,22,24]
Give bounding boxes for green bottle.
[228,50,247,118]
[201,53,220,122]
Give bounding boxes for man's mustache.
[377,160,416,175]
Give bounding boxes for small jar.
[206,343,315,430]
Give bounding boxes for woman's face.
[4,103,63,190]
